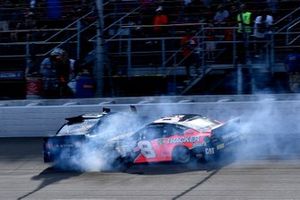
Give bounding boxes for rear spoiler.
[65,115,84,124]
[65,105,138,124]
[212,117,240,137]
[103,105,137,113]
[102,107,111,113]
[130,105,137,113]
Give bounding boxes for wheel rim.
[174,147,190,163]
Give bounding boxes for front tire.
[111,156,132,172]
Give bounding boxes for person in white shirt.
[252,9,273,57]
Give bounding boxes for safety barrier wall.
[1,94,300,137]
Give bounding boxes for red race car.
[107,114,244,168]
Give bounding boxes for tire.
[111,156,132,172]
[172,146,191,164]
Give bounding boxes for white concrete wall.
[1,94,300,137]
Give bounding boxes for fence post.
[127,38,132,71]
[76,19,81,60]
[161,38,165,67]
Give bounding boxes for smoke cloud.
[54,95,300,172]
[55,111,148,171]
[234,95,300,161]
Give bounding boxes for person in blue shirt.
[284,48,300,92]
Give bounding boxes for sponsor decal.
[216,143,225,150]
[54,144,75,148]
[167,136,200,144]
[222,131,239,140]
[205,147,215,155]
[192,142,206,148]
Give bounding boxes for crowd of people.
[26,0,300,96]
[0,1,96,99]
[26,47,96,98]
[127,0,279,77]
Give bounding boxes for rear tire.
[172,146,191,164]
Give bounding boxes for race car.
[43,106,145,164]
[107,114,244,167]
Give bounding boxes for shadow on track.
[125,153,236,175]
[17,167,82,200]
[123,157,235,199]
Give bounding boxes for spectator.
[252,9,274,57]
[38,48,79,98]
[264,8,274,36]
[10,22,22,41]
[213,4,230,26]
[152,6,169,36]
[237,3,253,38]
[180,29,199,77]
[184,0,192,7]
[0,3,9,32]
[30,0,36,9]
[75,68,96,98]
[201,0,212,8]
[266,0,278,14]
[236,3,253,65]
[284,48,300,93]
[205,22,216,60]
[140,0,154,9]
[47,0,62,20]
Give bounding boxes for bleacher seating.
[0,0,299,98]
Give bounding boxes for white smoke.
[234,95,300,161]
[54,95,300,172]
[55,110,149,172]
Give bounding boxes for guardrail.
[2,94,300,137]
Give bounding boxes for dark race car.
[106,114,244,168]
[43,106,145,167]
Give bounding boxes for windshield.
[57,119,99,136]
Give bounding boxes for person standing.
[152,6,169,36]
[284,48,300,93]
[236,3,253,65]
[180,30,199,77]
[253,9,274,58]
[39,48,79,98]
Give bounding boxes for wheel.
[111,156,132,172]
[172,146,191,164]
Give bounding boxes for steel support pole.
[76,20,81,60]
[95,0,105,97]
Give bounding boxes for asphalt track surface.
[1,138,300,200]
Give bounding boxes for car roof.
[152,114,221,130]
[153,114,203,123]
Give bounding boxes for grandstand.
[0,0,299,99]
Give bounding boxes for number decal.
[137,141,156,158]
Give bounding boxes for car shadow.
[123,156,237,200]
[16,152,237,200]
[17,167,82,200]
[124,153,237,175]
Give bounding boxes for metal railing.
[105,24,271,69]
[286,20,300,45]
[1,4,299,78]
